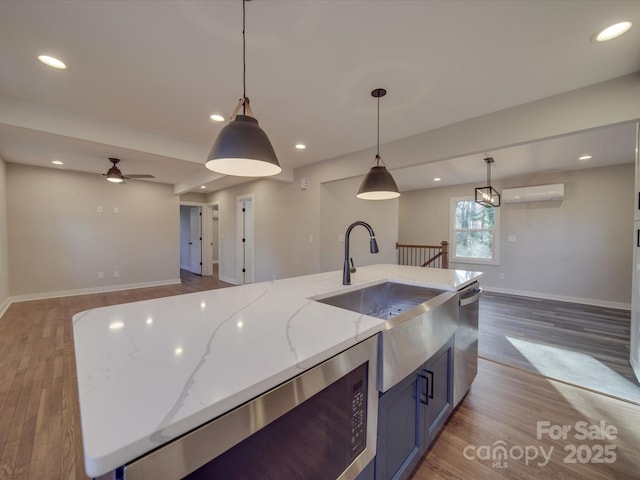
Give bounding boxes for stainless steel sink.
[314,281,446,320]
[314,281,460,392]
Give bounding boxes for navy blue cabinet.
[375,365,424,480]
[423,337,454,446]
[375,337,454,480]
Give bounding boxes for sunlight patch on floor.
[505,336,640,404]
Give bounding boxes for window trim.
[449,196,500,266]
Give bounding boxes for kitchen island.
[73,264,481,479]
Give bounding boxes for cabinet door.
[375,371,424,480]
[423,337,454,449]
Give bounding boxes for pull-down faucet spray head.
[370,237,379,254]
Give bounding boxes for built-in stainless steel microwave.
[106,334,379,480]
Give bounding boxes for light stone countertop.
[72,264,481,477]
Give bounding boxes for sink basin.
[314,281,447,320]
[315,280,459,392]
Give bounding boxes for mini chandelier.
[357,88,400,200]
[205,0,281,177]
[475,157,500,207]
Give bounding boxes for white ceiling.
[0,0,639,193]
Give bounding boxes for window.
[450,197,500,265]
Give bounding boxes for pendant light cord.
[376,94,380,165]
[242,0,246,116]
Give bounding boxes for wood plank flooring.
[478,291,638,389]
[1,273,639,479]
[414,358,640,480]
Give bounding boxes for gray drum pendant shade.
[206,114,280,177]
[357,88,400,200]
[357,162,400,200]
[205,0,281,178]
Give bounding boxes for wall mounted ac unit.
[502,183,565,203]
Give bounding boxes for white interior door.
[236,195,254,284]
[189,206,202,275]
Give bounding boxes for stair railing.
[396,241,449,269]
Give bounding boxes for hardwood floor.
[0,270,231,480]
[478,291,636,385]
[1,275,639,480]
[414,358,640,480]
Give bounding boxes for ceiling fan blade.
[126,174,155,179]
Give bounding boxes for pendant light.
[357,88,400,200]
[205,0,281,177]
[475,157,500,207]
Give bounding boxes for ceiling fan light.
[357,165,400,200]
[206,115,281,177]
[107,175,124,183]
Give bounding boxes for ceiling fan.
[103,158,155,183]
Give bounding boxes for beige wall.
[399,164,634,306]
[7,163,180,297]
[179,192,206,203]
[0,158,9,310]
[320,175,398,272]
[207,177,318,283]
[205,163,399,284]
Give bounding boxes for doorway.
[236,194,254,284]
[206,204,220,279]
[179,205,202,275]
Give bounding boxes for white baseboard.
[483,286,631,311]
[7,278,182,305]
[219,274,239,285]
[0,296,11,319]
[631,357,640,384]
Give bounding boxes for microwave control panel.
[349,363,368,460]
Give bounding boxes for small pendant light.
[206,0,281,177]
[475,157,500,207]
[357,88,400,200]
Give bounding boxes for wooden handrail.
[396,241,448,269]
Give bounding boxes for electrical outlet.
[113,270,119,278]
[308,234,313,243]
[498,273,505,280]
[338,233,345,242]
[97,205,103,213]
[507,235,516,242]
[113,206,119,214]
[98,272,104,279]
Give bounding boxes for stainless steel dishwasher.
[454,281,482,406]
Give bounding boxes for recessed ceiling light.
[210,114,225,122]
[200,185,206,189]
[295,143,306,150]
[38,55,67,69]
[433,177,441,182]
[578,155,592,161]
[592,21,632,42]
[51,160,64,165]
